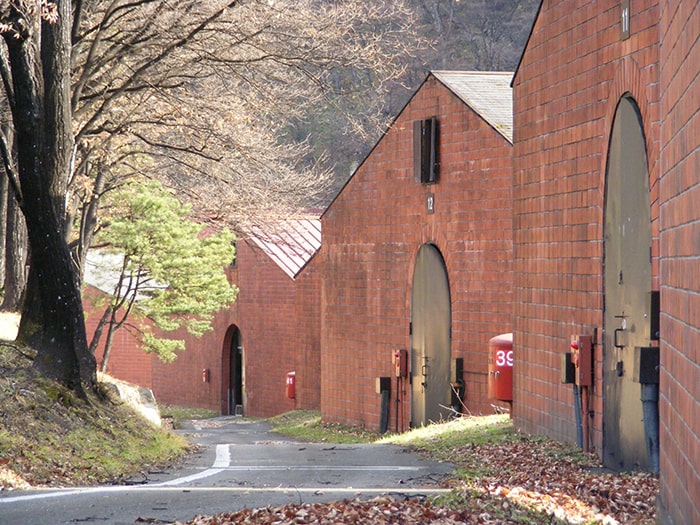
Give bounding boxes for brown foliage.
[69,0,421,232]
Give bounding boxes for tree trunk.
[4,4,95,393]
[0,169,6,284]
[1,191,27,311]
[42,0,74,222]
[73,165,106,281]
[99,308,120,373]
[88,305,112,357]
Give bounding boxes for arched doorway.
[222,325,244,415]
[603,96,654,470]
[410,243,452,427]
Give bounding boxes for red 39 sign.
[495,349,514,367]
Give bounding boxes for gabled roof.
[432,71,513,142]
[84,250,123,295]
[85,218,321,290]
[84,250,166,298]
[246,217,322,280]
[323,70,514,216]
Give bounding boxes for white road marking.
[0,485,450,504]
[0,443,441,504]
[212,443,231,468]
[222,465,424,471]
[149,443,230,487]
[150,468,225,487]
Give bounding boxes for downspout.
[581,385,590,453]
[573,385,583,448]
[641,383,659,473]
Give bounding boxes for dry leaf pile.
[448,439,658,524]
[0,466,30,490]
[171,496,475,525]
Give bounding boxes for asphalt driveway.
[0,417,454,524]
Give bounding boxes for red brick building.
[658,2,699,522]
[321,71,513,432]
[512,1,698,522]
[83,282,155,389]
[84,217,322,418]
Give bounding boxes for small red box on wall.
[286,371,296,399]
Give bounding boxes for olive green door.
[411,244,452,427]
[603,96,653,470]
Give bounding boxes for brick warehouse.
[76,3,700,517]
[321,71,514,432]
[83,217,322,418]
[511,0,698,522]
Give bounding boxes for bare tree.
[294,0,539,184]
[0,0,419,391]
[67,0,420,272]
[415,0,538,72]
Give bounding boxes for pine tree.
[87,179,237,371]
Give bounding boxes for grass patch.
[268,411,514,452]
[0,342,190,487]
[159,404,219,428]
[379,414,512,454]
[268,410,382,444]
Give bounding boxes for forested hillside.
[295,0,540,194]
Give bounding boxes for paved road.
[0,418,454,525]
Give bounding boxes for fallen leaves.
[172,433,658,525]
[0,466,30,490]
[449,438,658,524]
[174,496,472,525]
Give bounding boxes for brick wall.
[658,1,700,522]
[232,240,299,417]
[152,237,317,418]
[83,285,153,388]
[84,266,239,412]
[149,286,239,411]
[511,0,660,448]
[295,255,322,410]
[321,74,513,430]
[87,234,321,419]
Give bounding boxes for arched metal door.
[603,96,653,470]
[411,244,452,427]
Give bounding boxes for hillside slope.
[0,332,188,489]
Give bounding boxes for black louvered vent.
[413,117,439,184]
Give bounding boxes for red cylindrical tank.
[488,333,513,401]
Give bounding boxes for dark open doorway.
[222,325,244,416]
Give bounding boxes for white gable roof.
[84,250,124,295]
[432,71,513,143]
